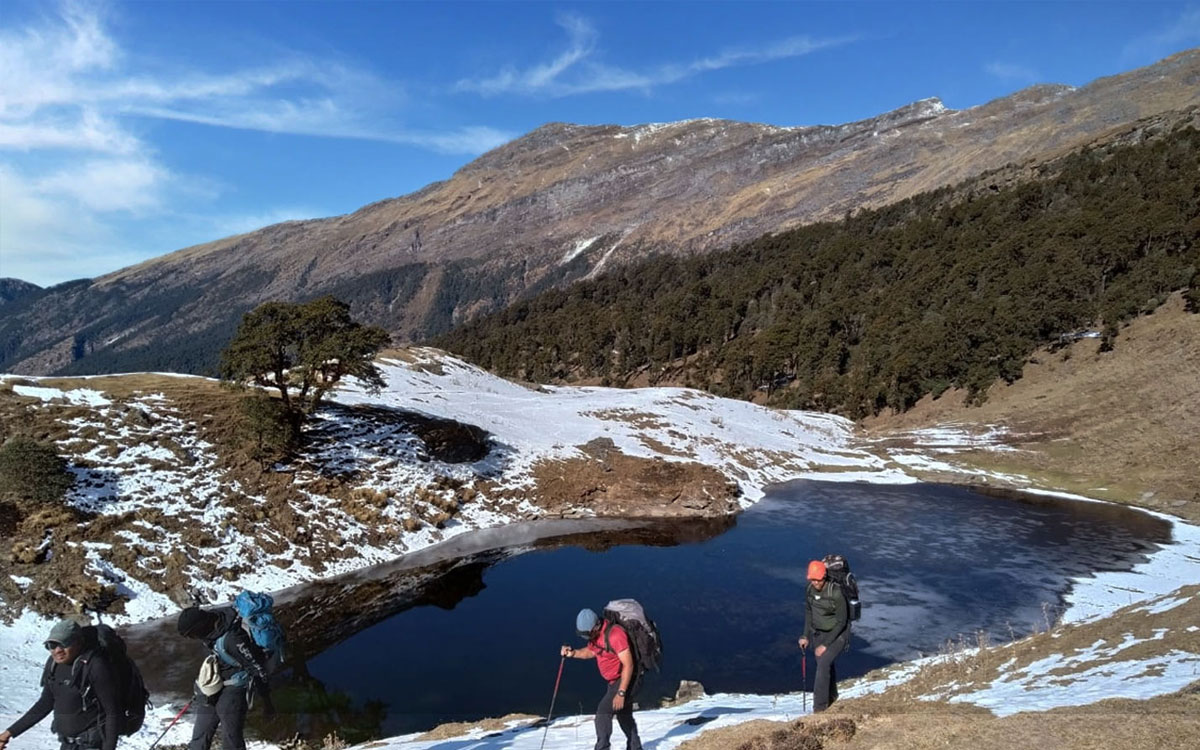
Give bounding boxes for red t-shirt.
[587,622,630,682]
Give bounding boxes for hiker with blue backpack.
[176,592,285,750]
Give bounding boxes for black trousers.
[594,680,642,750]
[189,685,248,750]
[812,631,847,712]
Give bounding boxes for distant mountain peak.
[0,278,43,305]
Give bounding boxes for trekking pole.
[539,656,566,750]
[147,701,192,750]
[801,646,808,713]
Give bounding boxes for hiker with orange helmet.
[797,559,849,712]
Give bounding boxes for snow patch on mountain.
[561,236,598,264]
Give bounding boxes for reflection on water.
[125,482,1171,741]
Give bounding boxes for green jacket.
[803,580,848,643]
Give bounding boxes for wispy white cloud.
[207,207,323,240]
[35,157,167,213]
[0,164,147,284]
[1122,5,1200,63]
[0,1,513,284]
[985,62,1041,84]
[0,6,498,153]
[457,14,854,98]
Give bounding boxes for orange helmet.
[807,560,827,581]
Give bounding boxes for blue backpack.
[235,590,287,666]
[214,591,287,680]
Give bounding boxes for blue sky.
[2,1,1199,287]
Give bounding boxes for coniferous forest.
[435,126,1200,417]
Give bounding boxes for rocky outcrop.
[0,278,42,306]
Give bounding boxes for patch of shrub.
[0,437,75,505]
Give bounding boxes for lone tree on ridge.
[220,296,391,445]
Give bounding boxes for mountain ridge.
[4,49,1199,376]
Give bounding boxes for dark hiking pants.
[812,631,847,712]
[595,680,642,750]
[189,685,249,750]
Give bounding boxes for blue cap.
[576,608,599,635]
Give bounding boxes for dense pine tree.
[434,126,1200,417]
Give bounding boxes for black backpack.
[42,624,151,736]
[601,599,663,694]
[822,554,862,621]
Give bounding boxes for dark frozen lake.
[134,480,1172,741]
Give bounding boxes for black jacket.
[803,580,849,644]
[6,646,120,750]
[200,607,271,693]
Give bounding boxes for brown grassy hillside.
[863,293,1200,521]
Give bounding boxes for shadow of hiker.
[642,706,757,750]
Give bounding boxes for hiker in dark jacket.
[797,559,849,712]
[0,619,121,750]
[561,608,643,750]
[177,606,272,750]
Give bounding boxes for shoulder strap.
[602,622,626,654]
[40,655,54,687]
[212,633,236,665]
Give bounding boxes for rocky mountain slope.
[3,50,1199,376]
[0,279,42,306]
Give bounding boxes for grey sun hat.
[575,608,599,636]
[46,618,82,648]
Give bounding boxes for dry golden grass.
[678,717,857,750]
[776,584,1200,750]
[817,698,1199,750]
[864,293,1200,521]
[414,713,539,741]
[677,585,1200,750]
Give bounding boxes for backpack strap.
[75,651,101,710]
[602,622,626,654]
[212,633,250,687]
[39,655,54,688]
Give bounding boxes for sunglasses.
[44,640,70,651]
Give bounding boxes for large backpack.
[601,599,663,694]
[821,554,862,621]
[215,590,287,676]
[43,624,150,736]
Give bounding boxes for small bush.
[239,394,294,467]
[0,437,75,504]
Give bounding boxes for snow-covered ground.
[2,350,1198,749]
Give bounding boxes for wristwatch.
[617,689,627,696]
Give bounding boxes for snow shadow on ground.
[306,403,495,475]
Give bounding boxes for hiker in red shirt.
[561,608,643,750]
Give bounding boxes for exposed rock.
[660,679,707,707]
[530,451,741,518]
